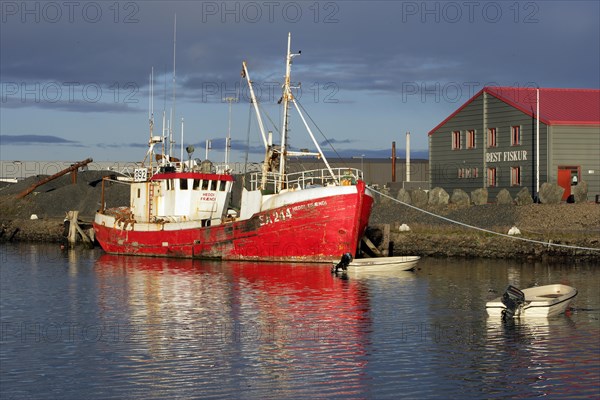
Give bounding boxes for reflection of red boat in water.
[96,252,372,347]
[93,34,373,263]
[94,254,372,391]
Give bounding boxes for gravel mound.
[0,171,129,220]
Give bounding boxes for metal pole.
[391,141,396,182]
[536,88,540,197]
[406,132,411,182]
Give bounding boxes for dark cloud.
[321,138,353,146]
[1,134,82,145]
[3,2,597,98]
[2,98,142,113]
[1,1,597,162]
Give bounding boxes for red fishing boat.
[93,34,373,262]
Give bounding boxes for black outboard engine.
[332,253,353,274]
[501,285,525,319]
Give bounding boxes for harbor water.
[1,244,599,399]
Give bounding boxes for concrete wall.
[0,158,430,189]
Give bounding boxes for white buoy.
[398,223,411,232]
[508,226,521,236]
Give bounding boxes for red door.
[557,169,571,200]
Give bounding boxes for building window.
[487,167,497,187]
[467,129,476,149]
[458,167,479,179]
[511,166,521,186]
[511,126,521,146]
[452,131,461,150]
[487,128,497,148]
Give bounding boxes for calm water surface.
[1,244,599,399]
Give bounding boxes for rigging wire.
[368,186,600,252]
[295,98,345,161]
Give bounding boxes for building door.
[557,166,579,200]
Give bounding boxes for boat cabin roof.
[150,172,234,182]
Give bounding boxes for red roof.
[429,87,600,135]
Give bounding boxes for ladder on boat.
[148,182,155,220]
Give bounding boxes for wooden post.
[67,211,78,247]
[67,210,93,248]
[361,224,390,258]
[381,224,390,256]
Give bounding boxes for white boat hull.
[346,256,421,272]
[486,284,577,318]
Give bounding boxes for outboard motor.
[332,253,353,274]
[501,285,526,319]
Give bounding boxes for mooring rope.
[368,186,600,252]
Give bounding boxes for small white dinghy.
[486,284,578,318]
[332,254,420,273]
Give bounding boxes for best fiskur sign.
[485,150,528,163]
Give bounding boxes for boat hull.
[486,284,577,318]
[93,182,373,263]
[346,256,421,272]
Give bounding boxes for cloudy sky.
[1,1,598,164]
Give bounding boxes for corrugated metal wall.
[550,125,600,198]
[430,92,555,200]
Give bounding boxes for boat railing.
[249,168,363,192]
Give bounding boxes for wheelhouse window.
[487,167,497,187]
[467,129,476,149]
[452,131,461,150]
[179,178,188,190]
[511,125,521,146]
[511,166,521,186]
[210,180,218,191]
[193,179,201,190]
[202,180,209,190]
[487,128,497,148]
[219,181,227,191]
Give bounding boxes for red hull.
[94,182,373,263]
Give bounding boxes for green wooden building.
[428,87,600,201]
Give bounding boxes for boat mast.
[180,117,184,167]
[142,67,157,167]
[241,61,270,189]
[279,32,294,191]
[149,67,154,142]
[161,71,167,164]
[241,62,268,148]
[223,96,236,169]
[170,14,177,162]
